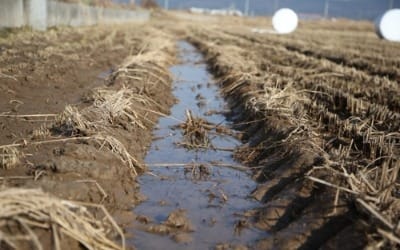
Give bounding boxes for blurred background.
[128,0,400,20]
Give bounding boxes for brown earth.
[0,11,399,250]
[0,22,176,249]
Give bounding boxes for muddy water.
[130,41,266,249]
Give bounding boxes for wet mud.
[0,23,176,250]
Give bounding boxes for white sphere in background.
[272,8,298,34]
[375,9,400,42]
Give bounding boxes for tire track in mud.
[190,27,399,160]
[207,28,400,112]
[221,28,400,82]
[187,24,399,249]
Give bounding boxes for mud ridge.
[0,25,176,249]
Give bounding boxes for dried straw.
[55,105,93,136]
[91,87,150,129]
[0,134,143,176]
[93,134,143,175]
[307,158,400,244]
[0,147,20,170]
[179,110,212,149]
[56,87,158,136]
[31,125,51,140]
[0,188,124,250]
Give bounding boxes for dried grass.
[118,50,171,75]
[0,188,124,250]
[92,87,155,129]
[0,147,20,170]
[179,110,212,150]
[0,72,18,81]
[246,82,307,119]
[307,157,400,245]
[55,105,93,136]
[93,134,143,175]
[112,30,175,86]
[31,125,51,140]
[0,134,143,176]
[55,88,153,135]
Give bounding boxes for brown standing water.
[129,41,267,249]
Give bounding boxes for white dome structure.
[272,8,298,34]
[375,9,400,42]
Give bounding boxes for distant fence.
[0,0,25,28]
[0,0,149,31]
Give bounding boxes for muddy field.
[0,11,399,250]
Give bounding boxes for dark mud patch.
[130,41,266,249]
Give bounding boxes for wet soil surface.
[0,25,147,146]
[0,23,176,249]
[130,41,266,249]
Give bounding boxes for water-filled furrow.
[130,41,266,249]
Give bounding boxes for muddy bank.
[0,24,176,249]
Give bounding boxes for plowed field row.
[194,28,400,112]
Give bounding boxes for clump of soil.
[142,209,195,243]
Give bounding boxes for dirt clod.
[165,209,195,232]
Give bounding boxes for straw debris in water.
[179,110,212,150]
